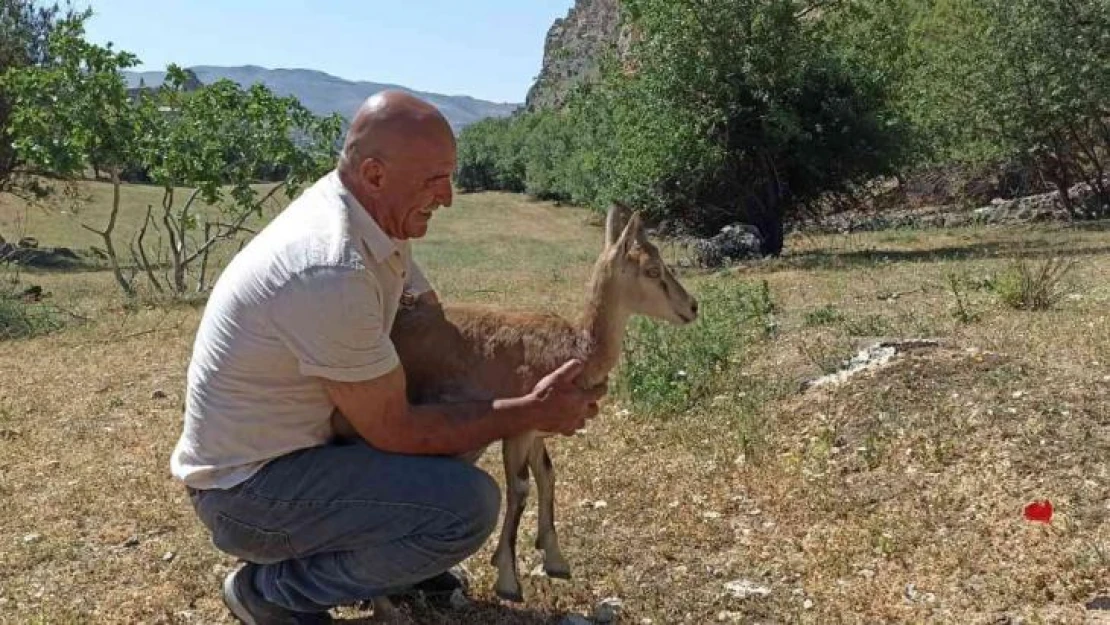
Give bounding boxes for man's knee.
[445,464,501,549]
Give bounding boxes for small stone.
[592,500,608,509]
[122,536,140,548]
[702,511,722,520]
[151,389,168,400]
[530,564,547,577]
[724,579,771,599]
[162,551,175,562]
[640,619,653,625]
[22,533,41,544]
[803,599,814,610]
[448,588,469,610]
[594,597,623,623]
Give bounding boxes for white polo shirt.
[170,170,432,490]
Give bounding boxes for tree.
[3,22,343,297]
[138,66,342,294]
[0,1,88,197]
[2,17,143,294]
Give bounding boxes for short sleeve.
[268,266,399,382]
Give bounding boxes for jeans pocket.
[212,512,297,564]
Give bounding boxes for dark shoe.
[223,563,333,625]
[388,566,470,609]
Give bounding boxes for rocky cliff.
[524,0,628,111]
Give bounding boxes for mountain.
[122,65,521,133]
[525,0,631,111]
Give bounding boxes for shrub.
[614,278,775,417]
[0,288,64,340]
[992,257,1077,311]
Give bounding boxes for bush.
[0,288,64,340]
[992,257,1077,311]
[614,278,776,417]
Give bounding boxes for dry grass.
[1,183,1108,624]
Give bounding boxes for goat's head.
[601,201,698,325]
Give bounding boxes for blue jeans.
[188,440,501,612]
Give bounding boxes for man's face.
[372,134,456,240]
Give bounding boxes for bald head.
[341,90,454,169]
[337,90,457,240]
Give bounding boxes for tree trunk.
[83,169,134,297]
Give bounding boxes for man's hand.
[527,359,607,435]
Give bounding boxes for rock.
[594,597,623,623]
[162,551,175,561]
[724,579,771,599]
[803,599,814,610]
[559,615,593,625]
[448,588,469,610]
[689,223,764,268]
[122,536,140,548]
[151,389,168,400]
[802,339,941,391]
[17,236,38,248]
[22,533,41,544]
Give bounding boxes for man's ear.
[359,157,387,192]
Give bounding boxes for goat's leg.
[491,435,532,602]
[529,438,570,579]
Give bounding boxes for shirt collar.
[328,170,397,264]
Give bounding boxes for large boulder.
[690,223,764,268]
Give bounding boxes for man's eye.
[645,267,662,279]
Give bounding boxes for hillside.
[525,0,629,111]
[123,65,520,132]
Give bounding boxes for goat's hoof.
[495,586,524,603]
[544,565,571,580]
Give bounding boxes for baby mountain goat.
[345,202,698,609]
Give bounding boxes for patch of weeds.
[946,271,983,324]
[797,336,854,375]
[842,313,893,337]
[991,257,1078,310]
[804,304,845,327]
[0,286,66,341]
[615,278,772,417]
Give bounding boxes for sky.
[78,0,576,103]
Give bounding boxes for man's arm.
[325,359,603,456]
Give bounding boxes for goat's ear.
[615,210,645,252]
[605,201,632,248]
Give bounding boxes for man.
[170,91,606,624]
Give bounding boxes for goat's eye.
[645,267,662,279]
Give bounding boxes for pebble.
[162,551,175,562]
[594,597,623,623]
[724,579,771,599]
[22,533,41,544]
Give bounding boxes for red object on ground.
[1023,500,1053,523]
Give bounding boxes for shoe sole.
[222,570,260,625]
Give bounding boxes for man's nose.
[439,180,453,208]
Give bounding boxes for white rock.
[594,597,623,623]
[724,579,771,599]
[593,500,608,509]
[162,551,175,562]
[22,533,41,544]
[803,599,815,609]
